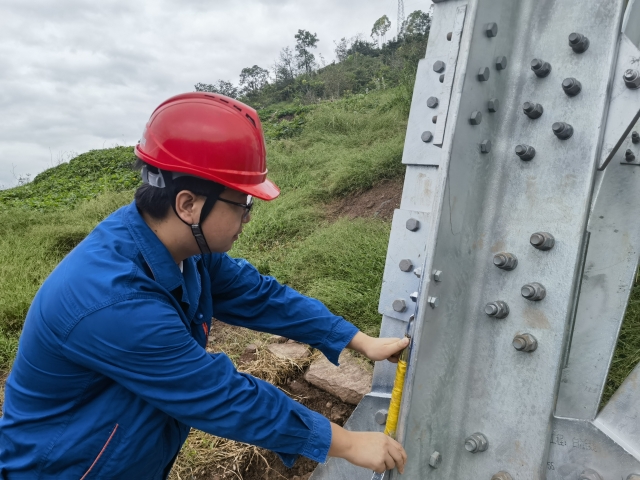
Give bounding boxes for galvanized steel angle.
[378,209,429,322]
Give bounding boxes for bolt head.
[433,60,446,73]
[480,139,492,153]
[375,409,388,425]
[491,472,514,480]
[392,299,407,313]
[624,69,640,89]
[410,292,418,302]
[399,259,413,272]
[469,111,482,125]
[428,296,439,308]
[432,269,442,281]
[406,218,420,231]
[432,115,438,124]
[485,22,498,37]
[414,268,422,278]
[478,67,490,81]
[439,74,445,83]
[495,56,508,71]
[427,96,439,108]
[429,451,442,468]
[488,98,500,112]
[421,131,433,143]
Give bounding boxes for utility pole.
[397,0,404,37]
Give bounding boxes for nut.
[579,469,603,480]
[493,252,518,270]
[568,32,590,53]
[427,96,439,108]
[413,268,422,278]
[492,473,514,480]
[406,218,420,231]
[515,144,536,161]
[428,296,439,308]
[410,292,418,303]
[523,102,543,119]
[625,149,636,162]
[531,58,552,77]
[375,409,388,425]
[421,131,433,143]
[480,139,492,154]
[553,122,574,140]
[399,259,413,272]
[478,67,490,82]
[623,69,640,89]
[495,56,508,71]
[429,451,442,468]
[433,60,446,73]
[530,232,555,250]
[432,270,442,281]
[469,111,483,125]
[488,98,500,112]
[562,77,582,96]
[485,301,509,319]
[632,131,640,144]
[513,333,538,352]
[521,282,546,301]
[464,432,488,453]
[485,22,498,37]
[392,299,407,313]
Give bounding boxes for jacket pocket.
[79,424,122,480]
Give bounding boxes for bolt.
[579,469,603,480]
[495,56,508,71]
[432,115,438,124]
[553,122,574,140]
[433,60,446,73]
[410,292,418,303]
[414,268,422,278]
[478,67,490,82]
[493,252,518,271]
[488,98,500,112]
[375,409,388,425]
[485,301,509,319]
[623,69,640,89]
[492,473,513,480]
[421,131,433,143]
[562,77,582,97]
[531,58,552,78]
[392,299,407,313]
[632,131,640,144]
[439,74,445,83]
[625,149,636,162]
[515,144,536,161]
[626,475,640,480]
[464,432,488,453]
[432,270,442,281]
[427,96,439,108]
[409,314,415,322]
[429,451,442,468]
[568,32,590,53]
[406,218,420,231]
[523,102,544,119]
[446,32,452,41]
[521,282,546,301]
[485,22,498,37]
[469,111,482,125]
[428,296,439,308]
[480,139,492,154]
[513,333,538,352]
[399,259,413,272]
[530,232,555,250]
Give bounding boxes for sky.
[0,0,428,189]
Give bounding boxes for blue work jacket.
[0,201,359,479]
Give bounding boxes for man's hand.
[328,423,407,474]
[347,331,409,363]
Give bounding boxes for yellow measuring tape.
[383,343,409,439]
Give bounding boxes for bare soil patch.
[326,177,403,222]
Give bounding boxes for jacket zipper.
[79,424,119,480]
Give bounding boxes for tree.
[274,46,297,83]
[334,37,350,62]
[239,65,270,95]
[194,80,239,99]
[294,29,319,74]
[371,15,391,47]
[402,10,431,37]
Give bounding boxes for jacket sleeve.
[206,254,359,366]
[62,296,331,467]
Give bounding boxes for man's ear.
[174,190,203,225]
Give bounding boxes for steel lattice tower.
[397,0,404,36]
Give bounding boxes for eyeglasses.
[217,195,253,220]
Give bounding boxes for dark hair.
[133,158,225,220]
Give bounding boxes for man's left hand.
[347,332,409,363]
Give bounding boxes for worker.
[0,93,408,478]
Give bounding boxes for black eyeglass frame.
[216,195,254,220]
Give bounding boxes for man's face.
[201,188,252,253]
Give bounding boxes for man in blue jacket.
[0,92,408,479]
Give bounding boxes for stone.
[304,352,372,405]
[267,343,311,361]
[269,335,287,344]
[244,344,257,354]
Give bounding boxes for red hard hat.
[135,92,280,201]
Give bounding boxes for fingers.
[387,442,406,474]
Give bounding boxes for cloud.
[0,0,426,188]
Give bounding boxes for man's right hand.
[328,423,407,474]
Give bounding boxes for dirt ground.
[326,177,403,222]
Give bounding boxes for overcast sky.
[0,0,428,189]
